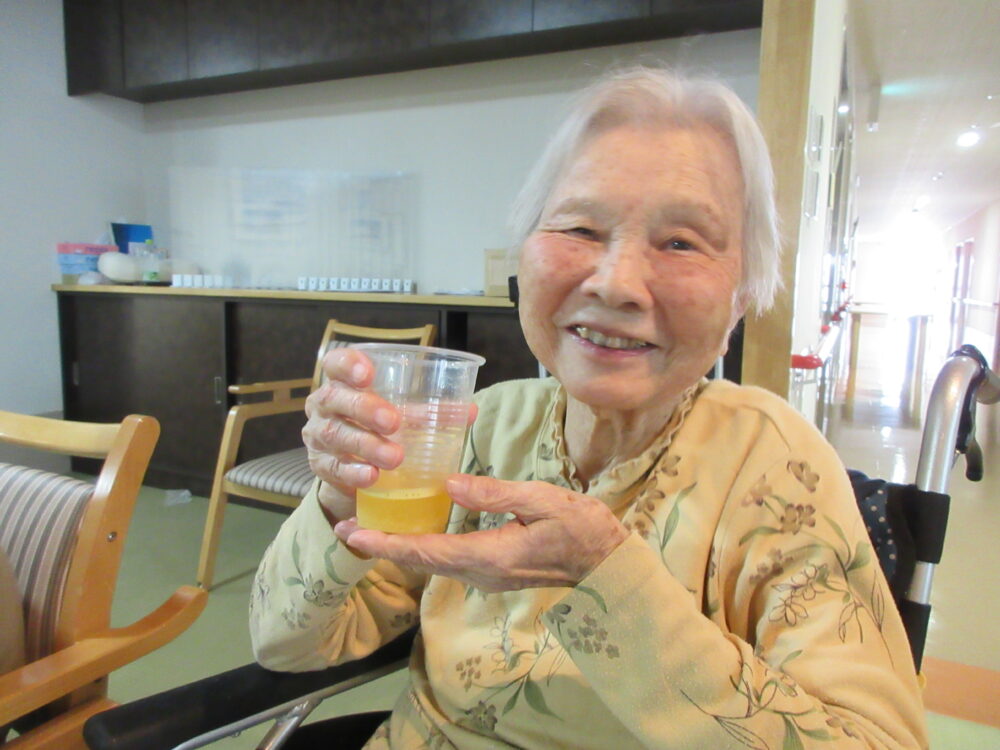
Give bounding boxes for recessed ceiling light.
[957,130,981,148]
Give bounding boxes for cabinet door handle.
[213,376,224,405]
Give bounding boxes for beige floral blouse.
[250,378,927,749]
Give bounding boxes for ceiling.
[848,0,1000,243]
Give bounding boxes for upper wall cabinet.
[64,0,762,103]
[122,0,188,87]
[188,0,259,79]
[532,0,647,31]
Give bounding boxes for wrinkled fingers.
[306,380,400,435]
[304,409,403,469]
[306,448,377,489]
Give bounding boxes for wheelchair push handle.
[917,345,999,494]
[952,345,999,482]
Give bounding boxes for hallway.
[826,310,1000,729]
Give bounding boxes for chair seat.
[225,448,315,499]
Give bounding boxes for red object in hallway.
[790,353,823,370]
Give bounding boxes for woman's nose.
[579,240,653,310]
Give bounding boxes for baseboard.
[922,657,1000,727]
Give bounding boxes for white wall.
[0,0,152,415]
[788,0,846,420]
[1,0,760,417]
[141,30,761,293]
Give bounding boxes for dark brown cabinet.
[63,0,761,103]
[188,0,259,79]
[429,0,532,45]
[56,288,536,494]
[59,293,227,490]
[533,0,647,32]
[122,0,189,88]
[259,0,428,69]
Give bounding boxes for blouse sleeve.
[250,480,426,672]
[542,430,927,748]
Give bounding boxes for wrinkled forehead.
[554,121,745,208]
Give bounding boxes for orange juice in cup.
[351,344,483,534]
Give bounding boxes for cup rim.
[350,342,485,366]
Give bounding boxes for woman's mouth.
[570,325,652,351]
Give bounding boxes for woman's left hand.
[334,474,629,592]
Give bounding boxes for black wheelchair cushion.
[847,470,917,603]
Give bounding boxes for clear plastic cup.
[352,343,484,534]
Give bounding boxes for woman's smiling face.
[517,123,746,413]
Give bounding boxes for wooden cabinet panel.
[61,295,226,492]
[336,0,429,60]
[64,0,124,94]
[533,0,648,31]
[122,0,188,87]
[258,0,337,69]
[259,0,427,70]
[429,0,532,45]
[459,310,538,390]
[188,0,259,79]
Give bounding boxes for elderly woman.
[250,67,926,749]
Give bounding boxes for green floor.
[109,487,1000,748]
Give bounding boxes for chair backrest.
[310,319,437,389]
[0,411,159,659]
[0,464,95,662]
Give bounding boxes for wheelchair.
[82,345,1000,750]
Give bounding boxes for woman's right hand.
[302,347,404,526]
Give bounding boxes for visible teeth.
[573,326,648,350]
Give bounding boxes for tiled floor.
[103,315,1000,746]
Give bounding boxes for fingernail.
[345,462,375,483]
[352,363,366,385]
[446,474,469,497]
[376,443,399,467]
[374,407,395,432]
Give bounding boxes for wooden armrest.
[0,586,207,726]
[226,396,309,422]
[228,378,313,397]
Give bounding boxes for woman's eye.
[664,238,695,251]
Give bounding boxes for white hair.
[508,66,781,314]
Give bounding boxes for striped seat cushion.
[0,463,93,662]
[225,448,314,499]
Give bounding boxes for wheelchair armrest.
[83,627,417,750]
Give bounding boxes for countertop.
[52,284,514,308]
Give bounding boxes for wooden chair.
[195,319,437,590]
[0,411,207,749]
